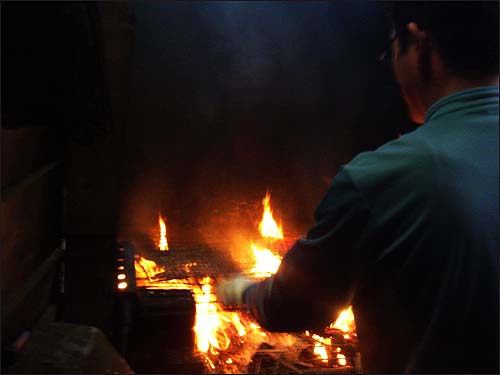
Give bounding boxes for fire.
[248,192,284,278]
[337,353,347,366]
[135,255,165,280]
[258,192,283,239]
[331,306,355,333]
[131,191,359,372]
[158,214,169,251]
[194,279,224,353]
[133,254,356,372]
[311,333,331,363]
[312,334,332,346]
[314,343,329,363]
[249,243,282,278]
[191,275,268,369]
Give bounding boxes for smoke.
[118,1,404,245]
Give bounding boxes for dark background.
[121,1,411,242]
[1,1,413,348]
[2,1,412,239]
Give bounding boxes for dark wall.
[2,0,414,271]
[118,1,411,242]
[1,1,118,349]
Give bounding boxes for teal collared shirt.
[245,86,499,373]
[425,85,499,122]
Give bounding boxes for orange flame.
[132,190,359,372]
[248,192,284,278]
[132,259,270,370]
[314,343,329,363]
[134,255,165,280]
[311,333,332,363]
[331,306,356,333]
[158,214,169,251]
[249,242,282,278]
[337,353,347,366]
[192,276,264,359]
[312,334,332,346]
[258,192,283,239]
[194,279,224,353]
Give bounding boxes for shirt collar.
[424,85,499,123]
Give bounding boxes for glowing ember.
[158,214,169,251]
[258,192,283,239]
[337,352,347,366]
[331,306,356,333]
[249,243,282,278]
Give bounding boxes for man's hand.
[216,275,255,308]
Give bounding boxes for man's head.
[384,1,499,123]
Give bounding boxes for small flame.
[247,192,284,278]
[192,277,259,357]
[314,343,329,363]
[134,255,165,280]
[337,353,347,366]
[158,214,169,251]
[230,314,247,337]
[258,192,283,239]
[312,333,331,363]
[331,306,356,333]
[194,280,223,353]
[249,243,282,278]
[312,334,332,346]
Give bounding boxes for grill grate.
[112,240,362,374]
[135,244,241,283]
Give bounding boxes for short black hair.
[385,1,499,77]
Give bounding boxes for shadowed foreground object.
[8,322,133,374]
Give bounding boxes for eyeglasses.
[378,27,407,64]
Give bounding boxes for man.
[217,2,499,373]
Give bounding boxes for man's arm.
[243,167,373,332]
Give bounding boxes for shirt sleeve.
[243,166,373,332]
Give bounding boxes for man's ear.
[407,22,427,44]
[408,22,432,81]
